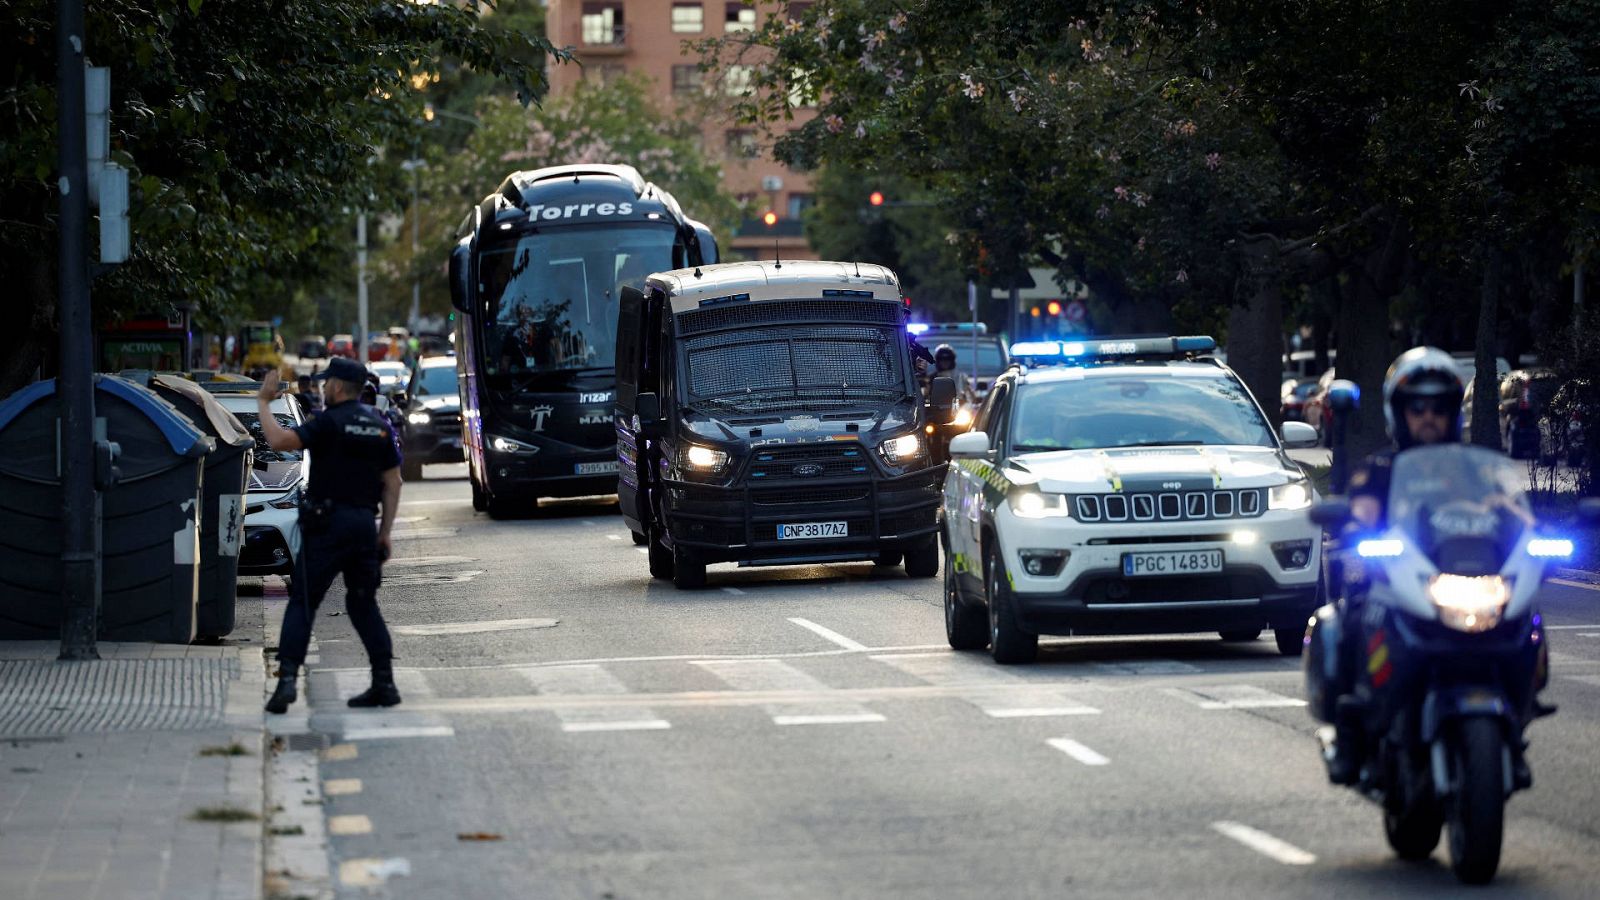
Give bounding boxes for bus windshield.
[478,223,677,377]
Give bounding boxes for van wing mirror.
[448,239,473,314]
[635,392,663,437]
[928,375,957,424]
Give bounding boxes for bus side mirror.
[635,392,663,438]
[928,376,957,424]
[448,240,473,314]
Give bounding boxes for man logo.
[793,463,825,477]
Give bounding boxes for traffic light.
[762,211,778,227]
[869,190,885,207]
[1030,306,1041,318]
[1046,300,1062,316]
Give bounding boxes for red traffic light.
[869,191,885,207]
[1030,306,1041,318]
[762,211,778,227]
[1046,300,1062,316]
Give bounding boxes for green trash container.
[136,373,254,638]
[0,375,211,642]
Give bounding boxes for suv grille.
[749,445,871,480]
[1073,489,1264,523]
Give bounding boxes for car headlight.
[490,435,539,455]
[1269,479,1312,511]
[879,432,925,464]
[683,443,730,473]
[952,406,974,429]
[1428,574,1510,632]
[267,486,302,510]
[1008,490,1071,519]
[407,411,431,425]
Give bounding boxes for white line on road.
[517,664,672,733]
[872,652,1100,718]
[607,534,621,541]
[314,644,955,677]
[722,586,747,595]
[328,814,373,836]
[1047,737,1110,766]
[392,618,559,636]
[341,726,456,741]
[1578,633,1600,638]
[323,779,363,797]
[1550,579,1600,591]
[773,713,886,726]
[1164,686,1307,710]
[693,658,883,725]
[789,617,868,651]
[399,498,470,506]
[561,719,672,733]
[1212,821,1316,866]
[636,547,649,554]
[1545,624,1600,629]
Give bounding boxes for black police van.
[447,164,717,518]
[614,260,956,589]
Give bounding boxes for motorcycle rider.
[1327,346,1465,783]
[931,343,975,403]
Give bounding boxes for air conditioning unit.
[760,175,784,192]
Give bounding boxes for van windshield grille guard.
[676,298,902,335]
[684,322,911,415]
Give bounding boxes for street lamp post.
[401,158,427,330]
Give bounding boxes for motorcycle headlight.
[407,411,431,425]
[879,432,925,464]
[683,443,729,473]
[490,435,539,455]
[1428,574,1510,633]
[1008,490,1071,519]
[1269,479,1312,511]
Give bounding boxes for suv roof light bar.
[1008,335,1217,364]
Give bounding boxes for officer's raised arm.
[256,371,304,452]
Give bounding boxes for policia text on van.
[614,261,958,589]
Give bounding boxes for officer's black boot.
[265,668,297,715]
[347,664,401,708]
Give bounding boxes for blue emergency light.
[1527,538,1574,559]
[906,323,930,335]
[1007,335,1217,364]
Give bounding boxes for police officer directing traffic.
[257,357,404,714]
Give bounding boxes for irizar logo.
[580,391,614,403]
[529,202,634,222]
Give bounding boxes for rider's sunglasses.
[1404,396,1452,416]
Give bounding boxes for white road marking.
[789,617,869,651]
[399,498,469,506]
[1212,821,1317,866]
[722,586,747,595]
[315,644,954,677]
[341,726,455,740]
[607,534,621,541]
[516,664,671,733]
[330,669,436,701]
[328,814,372,836]
[390,527,461,540]
[1047,737,1110,766]
[693,659,884,725]
[636,547,649,554]
[384,556,477,568]
[392,618,559,636]
[1545,624,1600,630]
[1550,578,1600,591]
[872,652,1100,718]
[1164,686,1307,710]
[322,743,358,762]
[323,778,363,796]
[339,857,412,888]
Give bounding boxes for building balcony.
[570,23,631,56]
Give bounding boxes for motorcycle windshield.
[1387,445,1532,575]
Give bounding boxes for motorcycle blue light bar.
[1527,538,1574,558]
[906,323,930,335]
[1007,336,1218,363]
[1356,539,1405,558]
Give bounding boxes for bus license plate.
[574,461,618,475]
[1122,549,1224,577]
[777,521,848,541]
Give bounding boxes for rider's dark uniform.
[277,395,400,678]
[1346,448,1397,525]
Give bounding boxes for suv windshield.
[414,365,458,397]
[943,339,1007,377]
[479,223,677,377]
[684,323,909,414]
[1010,373,1275,451]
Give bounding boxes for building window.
[581,3,625,45]
[724,2,756,32]
[725,130,760,159]
[671,3,703,33]
[585,63,627,84]
[671,65,703,95]
[786,1,813,20]
[724,64,754,96]
[786,193,814,219]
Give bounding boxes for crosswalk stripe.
[1048,737,1110,766]
[871,652,1099,718]
[329,669,436,700]
[1163,685,1306,709]
[515,664,671,733]
[692,659,885,726]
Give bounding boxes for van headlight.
[952,406,974,429]
[490,435,539,455]
[683,443,730,473]
[1269,479,1312,511]
[1428,574,1510,632]
[879,432,925,464]
[1008,490,1071,519]
[408,411,431,425]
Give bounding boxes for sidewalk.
[0,599,269,900]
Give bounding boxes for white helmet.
[1382,346,1465,448]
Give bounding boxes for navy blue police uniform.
[276,392,401,687]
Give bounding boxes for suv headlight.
[1269,479,1312,511]
[879,432,925,464]
[683,443,730,473]
[1008,489,1071,519]
[490,435,539,455]
[1428,574,1510,632]
[407,411,431,425]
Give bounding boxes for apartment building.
[545,0,818,260]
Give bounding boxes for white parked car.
[214,392,308,578]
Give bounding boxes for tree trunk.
[1471,247,1502,448]
[1226,247,1286,430]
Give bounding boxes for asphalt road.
[285,462,1600,899]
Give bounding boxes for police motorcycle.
[1306,385,1599,884]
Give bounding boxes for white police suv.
[941,336,1323,664]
